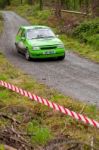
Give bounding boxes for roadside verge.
[0,53,99,149]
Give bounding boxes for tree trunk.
[85,0,89,14]
[20,0,23,4]
[74,0,76,10]
[92,0,99,16]
[61,0,64,9]
[65,0,69,9]
[28,0,33,5]
[7,0,11,5]
[40,0,43,10]
[55,0,62,18]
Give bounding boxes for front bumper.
[29,49,65,59]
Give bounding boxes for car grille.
[40,45,57,50]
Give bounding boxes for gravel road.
[0,11,99,106]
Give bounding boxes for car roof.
[21,25,50,30]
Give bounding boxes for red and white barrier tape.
[0,80,99,128]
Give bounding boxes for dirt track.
[0,11,99,106]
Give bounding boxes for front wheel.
[58,53,65,60]
[25,50,31,61]
[15,44,20,53]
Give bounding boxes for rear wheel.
[25,50,31,61]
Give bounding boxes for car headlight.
[33,46,40,50]
[57,44,64,48]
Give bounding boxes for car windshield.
[26,28,56,39]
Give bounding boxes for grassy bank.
[0,12,3,33]
[7,4,99,63]
[0,54,99,149]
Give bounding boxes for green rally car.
[15,25,65,60]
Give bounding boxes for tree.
[39,0,43,10]
[55,0,62,18]
[20,0,23,4]
[0,0,10,8]
[7,0,10,5]
[92,0,99,16]
[28,0,33,5]
[65,0,69,9]
[60,0,64,9]
[84,0,90,14]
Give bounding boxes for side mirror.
[56,34,59,38]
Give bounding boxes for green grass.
[27,121,52,145]
[60,34,99,62]
[73,18,99,50]
[0,145,4,150]
[7,4,99,63]
[0,52,99,148]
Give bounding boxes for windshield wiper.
[31,36,55,39]
[45,36,55,38]
[31,37,44,39]
[37,35,45,39]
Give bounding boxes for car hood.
[28,37,63,47]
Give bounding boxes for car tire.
[16,44,20,53]
[25,50,31,61]
[58,53,65,60]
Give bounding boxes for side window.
[21,30,26,38]
[17,28,23,36]
[17,28,26,38]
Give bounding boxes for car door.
[16,28,26,54]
